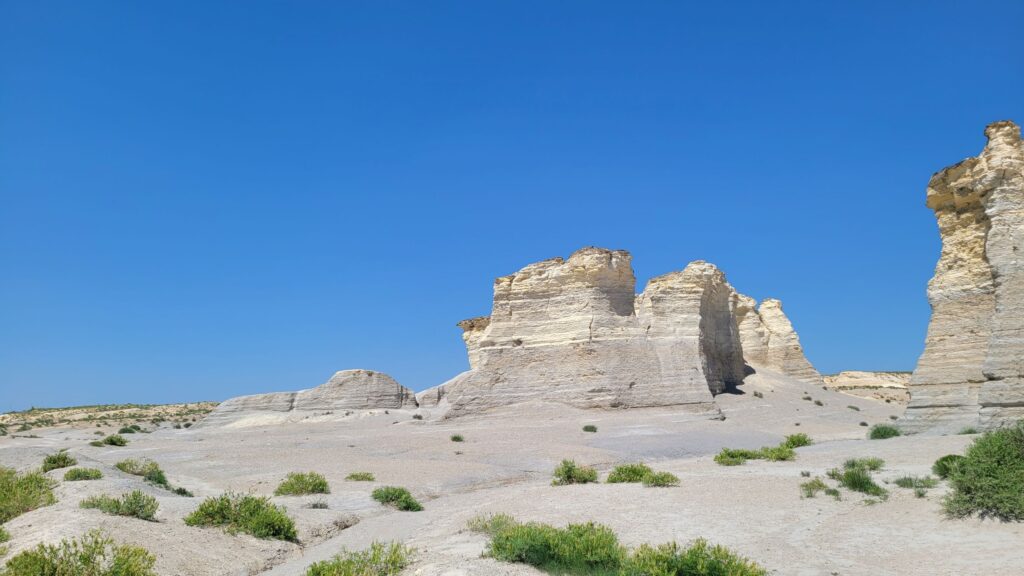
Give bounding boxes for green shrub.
[868,424,901,440]
[308,500,328,509]
[80,490,159,521]
[642,471,679,487]
[115,458,170,489]
[89,440,104,447]
[760,446,796,461]
[915,487,928,498]
[715,441,796,466]
[0,467,56,523]
[304,541,412,576]
[0,526,8,544]
[582,425,598,433]
[411,414,423,420]
[41,451,77,472]
[64,467,103,481]
[824,487,842,500]
[371,487,423,512]
[118,427,136,434]
[184,493,297,541]
[828,466,887,498]
[943,421,1024,521]
[958,427,979,435]
[932,454,965,480]
[847,405,861,411]
[893,476,938,490]
[0,530,155,576]
[467,513,519,536]
[450,434,464,442]
[813,400,824,406]
[782,433,813,449]
[172,487,193,497]
[800,478,828,498]
[275,472,330,496]
[551,460,598,485]
[345,472,375,482]
[606,463,653,484]
[713,452,747,466]
[843,457,885,472]
[102,434,128,446]
[622,539,768,576]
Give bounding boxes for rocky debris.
[824,371,911,403]
[437,248,749,417]
[204,369,416,425]
[904,120,1024,433]
[733,294,822,384]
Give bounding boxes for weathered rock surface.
[437,248,748,417]
[903,120,1024,433]
[824,371,911,403]
[204,369,416,425]
[733,294,822,384]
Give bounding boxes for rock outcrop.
[903,120,1024,433]
[435,248,748,417]
[733,295,822,384]
[204,369,416,425]
[824,371,910,403]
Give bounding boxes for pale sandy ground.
[2,369,1021,575]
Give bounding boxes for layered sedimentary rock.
[204,369,416,425]
[903,121,1024,433]
[733,295,821,384]
[824,371,910,403]
[438,248,746,417]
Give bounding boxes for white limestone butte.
[733,294,822,384]
[903,120,1024,433]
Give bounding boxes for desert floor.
[2,370,1021,576]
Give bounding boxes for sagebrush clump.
[41,451,77,472]
[868,424,901,440]
[0,530,156,576]
[64,467,103,481]
[641,471,680,487]
[80,490,159,521]
[304,541,412,576]
[371,486,423,512]
[275,472,330,496]
[606,463,652,484]
[345,472,375,482]
[0,466,56,523]
[551,460,598,485]
[943,421,1024,521]
[184,493,298,541]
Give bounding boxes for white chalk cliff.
[733,294,822,384]
[903,120,1024,433]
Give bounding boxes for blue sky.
[2,1,1022,410]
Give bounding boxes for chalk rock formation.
[733,295,821,384]
[824,371,910,403]
[204,369,416,425]
[903,120,1024,433]
[437,248,746,417]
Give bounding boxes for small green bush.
[41,451,77,472]
[800,478,828,498]
[622,538,768,576]
[0,530,155,576]
[450,434,464,442]
[411,414,423,420]
[275,472,330,496]
[89,440,104,447]
[932,454,965,480]
[102,434,128,446]
[943,421,1024,521]
[760,445,796,461]
[115,458,169,489]
[64,467,103,481]
[172,487,193,497]
[582,425,598,433]
[844,457,885,472]
[185,493,298,541]
[958,427,979,435]
[782,433,813,449]
[813,399,824,406]
[828,467,887,498]
[0,526,8,544]
[824,487,842,500]
[118,427,136,434]
[304,541,412,576]
[606,463,653,484]
[893,476,938,490]
[847,405,861,411]
[371,486,423,512]
[0,467,56,523]
[551,460,598,485]
[715,440,797,466]
[868,424,901,440]
[308,500,328,509]
[467,513,519,536]
[80,490,159,521]
[345,472,375,482]
[642,471,679,487]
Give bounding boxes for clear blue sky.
[2,1,1022,411]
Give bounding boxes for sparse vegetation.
[115,458,170,489]
[800,477,828,498]
[304,541,412,576]
[0,530,156,576]
[847,405,860,411]
[828,460,887,498]
[450,434,464,442]
[958,427,979,435]
[308,500,328,509]
[184,493,298,541]
[412,414,423,420]
[868,424,901,440]
[843,457,884,472]
[80,490,159,521]
[551,460,598,485]
[371,486,423,512]
[345,472,375,482]
[782,433,813,449]
[41,451,77,472]
[275,472,330,496]
[102,434,128,446]
[606,463,653,484]
[582,425,598,433]
[0,467,56,523]
[64,467,103,481]
[752,391,764,398]
[893,476,938,490]
[473,515,767,575]
[943,421,1024,521]
[813,399,824,406]
[641,471,679,487]
[932,454,965,480]
[859,421,869,427]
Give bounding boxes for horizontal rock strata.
[733,294,822,384]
